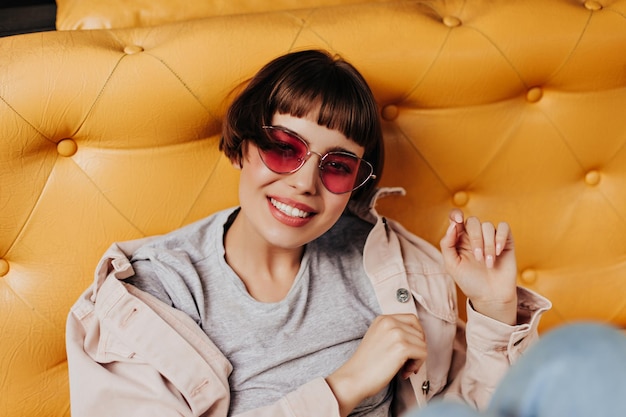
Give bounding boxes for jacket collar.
[347,186,406,224]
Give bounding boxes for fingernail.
[496,243,502,256]
[486,254,494,268]
[474,248,483,262]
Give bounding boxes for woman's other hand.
[326,314,427,417]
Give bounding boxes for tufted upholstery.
[55,0,384,30]
[2,0,626,415]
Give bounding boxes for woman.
[66,49,550,417]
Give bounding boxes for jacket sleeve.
[66,279,342,417]
[67,304,341,417]
[65,285,233,417]
[441,287,552,409]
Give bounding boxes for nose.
[287,152,321,194]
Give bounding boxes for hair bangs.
[270,59,377,149]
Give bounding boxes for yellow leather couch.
[2,0,625,415]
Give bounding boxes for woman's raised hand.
[439,209,518,325]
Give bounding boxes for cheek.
[323,193,352,221]
[238,151,276,190]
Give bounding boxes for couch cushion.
[3,1,626,416]
[55,0,388,30]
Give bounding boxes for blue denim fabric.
[408,323,626,417]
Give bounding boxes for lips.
[269,197,312,218]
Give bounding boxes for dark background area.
[0,0,57,37]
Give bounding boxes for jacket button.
[396,288,411,303]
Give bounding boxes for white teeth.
[270,198,311,218]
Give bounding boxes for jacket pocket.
[407,269,457,324]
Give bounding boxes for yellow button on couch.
[1,0,626,415]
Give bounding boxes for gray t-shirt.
[127,208,392,416]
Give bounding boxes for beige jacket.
[66,188,551,417]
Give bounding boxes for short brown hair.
[221,49,384,201]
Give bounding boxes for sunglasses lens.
[320,154,372,194]
[260,128,308,173]
[259,126,374,194]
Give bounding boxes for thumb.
[440,221,460,263]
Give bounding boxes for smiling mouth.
[270,198,312,219]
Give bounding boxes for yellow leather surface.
[2,1,626,415]
[55,0,385,30]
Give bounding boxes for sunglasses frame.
[258,125,376,194]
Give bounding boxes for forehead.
[271,112,364,155]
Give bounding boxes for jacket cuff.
[465,287,551,358]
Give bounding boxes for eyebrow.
[274,125,360,157]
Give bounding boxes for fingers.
[373,314,426,380]
[440,209,464,260]
[481,221,496,268]
[448,208,464,224]
[495,222,511,256]
[469,217,512,268]
[465,216,485,263]
[401,359,422,379]
[373,314,424,342]
[444,210,512,269]
[372,314,427,363]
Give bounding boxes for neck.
[224,212,304,303]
